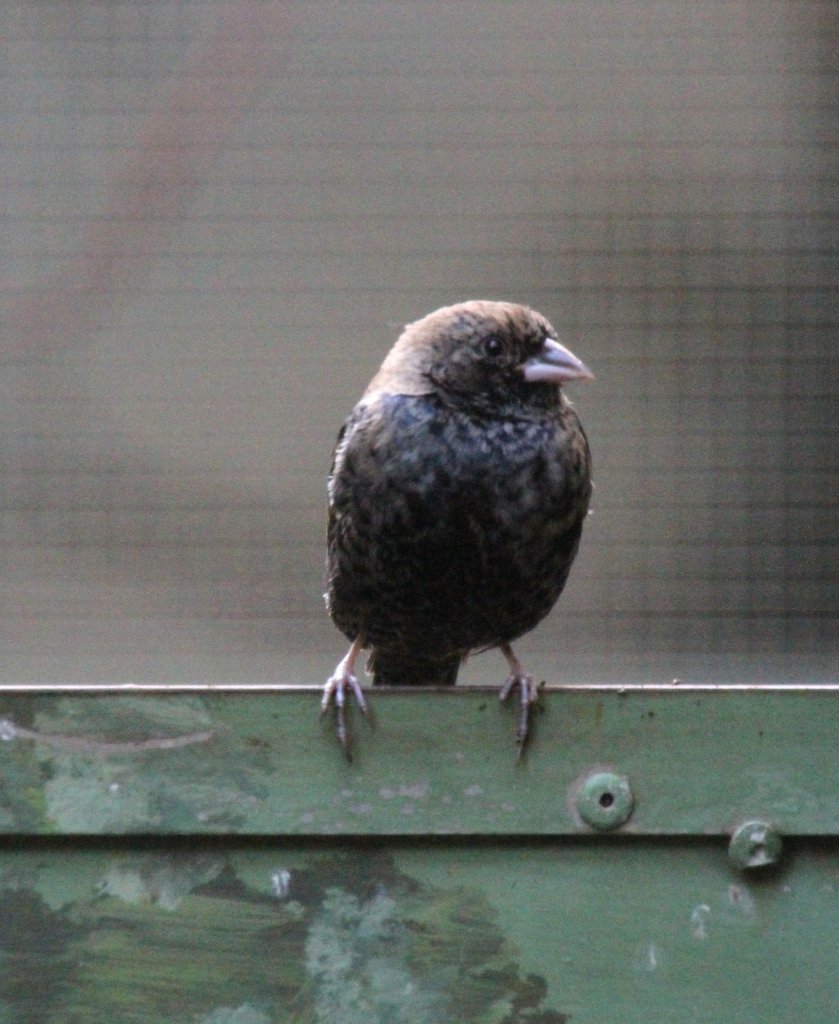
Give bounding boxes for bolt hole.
[598,791,615,809]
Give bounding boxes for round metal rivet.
[728,821,783,870]
[576,771,635,831]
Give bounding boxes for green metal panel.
[0,686,836,1023]
[0,839,835,1024]
[0,686,835,836]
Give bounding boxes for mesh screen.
[2,2,835,685]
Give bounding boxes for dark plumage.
[322,300,593,756]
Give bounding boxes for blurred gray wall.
[2,2,835,685]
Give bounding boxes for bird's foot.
[498,643,541,758]
[321,640,368,760]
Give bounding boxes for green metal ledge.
[0,684,835,838]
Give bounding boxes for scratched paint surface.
[0,688,836,836]
[0,689,836,1022]
[0,841,835,1024]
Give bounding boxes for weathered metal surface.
[0,685,835,836]
[0,686,836,1021]
[0,839,834,1024]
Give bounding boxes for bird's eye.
[482,335,504,358]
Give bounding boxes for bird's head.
[365,300,593,413]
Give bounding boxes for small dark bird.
[322,300,593,757]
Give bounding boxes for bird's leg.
[498,642,540,757]
[321,637,368,759]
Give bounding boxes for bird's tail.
[368,648,461,687]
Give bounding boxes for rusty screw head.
[728,821,783,870]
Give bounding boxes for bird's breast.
[327,393,590,652]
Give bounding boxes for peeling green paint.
[0,845,571,1024]
[0,687,836,836]
[0,687,835,1022]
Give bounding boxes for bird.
[322,300,593,758]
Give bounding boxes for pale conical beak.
[520,338,594,384]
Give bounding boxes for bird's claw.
[321,669,368,760]
[499,672,541,758]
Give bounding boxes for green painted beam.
[0,685,835,837]
[0,839,835,1024]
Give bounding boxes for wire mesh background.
[2,2,835,686]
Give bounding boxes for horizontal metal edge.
[0,689,835,839]
[0,682,835,694]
